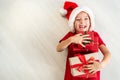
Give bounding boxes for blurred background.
[0,0,120,80]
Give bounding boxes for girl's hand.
[83,61,102,74]
[70,33,91,47]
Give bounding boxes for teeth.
[79,25,86,28]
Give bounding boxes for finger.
[89,69,95,74]
[81,43,86,47]
[83,39,92,42]
[83,37,91,40]
[89,70,96,74]
[88,61,94,64]
[83,67,92,70]
[83,65,92,68]
[82,34,90,38]
[75,33,82,36]
[91,71,96,74]
[82,40,91,43]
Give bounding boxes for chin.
[79,29,85,31]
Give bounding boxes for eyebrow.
[76,16,89,19]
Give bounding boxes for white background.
[0,0,120,80]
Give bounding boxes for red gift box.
[71,31,99,53]
[69,52,99,78]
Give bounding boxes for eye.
[84,17,89,20]
[75,18,81,21]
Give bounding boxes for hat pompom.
[60,8,67,17]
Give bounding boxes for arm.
[56,34,90,52]
[99,44,112,68]
[84,44,112,74]
[56,37,72,52]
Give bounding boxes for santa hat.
[60,1,95,32]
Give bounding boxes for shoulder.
[67,31,74,35]
[92,31,100,36]
[59,31,74,42]
[64,31,74,37]
[92,30,98,34]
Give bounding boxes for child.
[57,1,111,80]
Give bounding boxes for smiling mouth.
[79,25,87,28]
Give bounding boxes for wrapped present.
[69,52,99,78]
[71,31,99,53]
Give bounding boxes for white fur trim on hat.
[68,6,95,32]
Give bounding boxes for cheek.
[75,24,79,29]
[74,22,79,26]
[87,21,91,26]
[74,25,77,30]
[86,23,90,28]
[74,22,78,28]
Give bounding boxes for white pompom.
[60,8,67,17]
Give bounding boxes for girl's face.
[74,11,91,33]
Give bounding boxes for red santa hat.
[60,1,95,32]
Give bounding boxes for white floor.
[0,0,120,80]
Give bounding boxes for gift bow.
[71,54,95,73]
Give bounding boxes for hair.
[68,6,95,32]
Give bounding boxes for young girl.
[57,1,111,80]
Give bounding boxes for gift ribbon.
[70,54,95,73]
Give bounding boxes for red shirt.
[59,31,105,80]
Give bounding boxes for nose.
[80,19,84,24]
